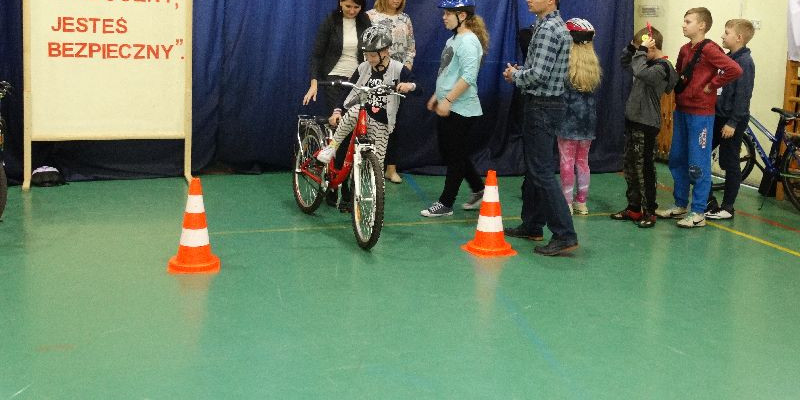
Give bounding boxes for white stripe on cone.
[476,216,504,233]
[483,186,500,203]
[185,195,206,213]
[180,228,211,247]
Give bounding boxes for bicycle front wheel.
[711,133,756,190]
[351,151,384,250]
[780,146,800,212]
[292,126,326,214]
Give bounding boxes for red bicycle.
[292,81,404,249]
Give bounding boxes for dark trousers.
[623,121,659,213]
[707,116,746,209]
[325,74,352,200]
[520,95,577,241]
[436,112,484,208]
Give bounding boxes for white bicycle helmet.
[566,18,595,44]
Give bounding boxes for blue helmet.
[438,0,475,8]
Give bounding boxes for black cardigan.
[309,12,372,80]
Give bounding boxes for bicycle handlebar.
[318,80,406,99]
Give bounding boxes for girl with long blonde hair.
[557,18,602,215]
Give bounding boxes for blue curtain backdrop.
[0,0,632,183]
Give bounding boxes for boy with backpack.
[656,7,742,228]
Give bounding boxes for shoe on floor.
[462,189,484,210]
[676,212,706,228]
[573,201,589,215]
[503,225,544,241]
[637,213,657,228]
[705,207,734,220]
[656,205,688,219]
[534,238,578,256]
[386,173,403,184]
[420,201,453,217]
[316,145,336,164]
[610,208,642,221]
[338,200,352,213]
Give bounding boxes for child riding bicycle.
[316,25,418,209]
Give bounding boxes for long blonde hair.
[374,0,405,13]
[464,15,490,55]
[568,42,601,92]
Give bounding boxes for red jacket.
[675,40,743,115]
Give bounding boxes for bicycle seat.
[770,107,800,120]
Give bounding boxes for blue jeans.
[520,95,577,242]
[669,110,715,214]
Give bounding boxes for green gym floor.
[1,164,799,399]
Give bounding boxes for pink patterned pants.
[557,138,592,204]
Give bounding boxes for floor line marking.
[705,221,800,257]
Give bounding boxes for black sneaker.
[504,225,544,241]
[534,238,579,256]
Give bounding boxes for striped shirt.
[513,10,570,97]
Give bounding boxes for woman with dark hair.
[303,0,372,112]
[302,0,371,211]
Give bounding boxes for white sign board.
[23,0,193,189]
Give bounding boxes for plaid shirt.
[513,10,570,97]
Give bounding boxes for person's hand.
[643,38,656,49]
[721,124,735,139]
[503,63,518,83]
[426,94,438,112]
[435,98,452,117]
[396,82,414,93]
[703,84,712,94]
[302,81,318,105]
[328,112,341,126]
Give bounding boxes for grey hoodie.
[621,44,679,129]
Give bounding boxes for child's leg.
[718,121,746,209]
[669,110,690,208]
[436,113,476,208]
[366,118,391,168]
[557,137,578,204]
[642,130,659,213]
[622,124,643,210]
[331,107,359,146]
[686,114,715,214]
[573,139,592,204]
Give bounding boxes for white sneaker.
[656,205,688,219]
[461,190,484,210]
[316,145,336,164]
[421,201,453,217]
[677,212,706,228]
[573,201,589,215]
[705,207,734,220]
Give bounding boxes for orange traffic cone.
[462,170,517,257]
[168,177,221,274]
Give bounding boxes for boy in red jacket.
[657,7,742,228]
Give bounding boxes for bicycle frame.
[747,115,797,175]
[296,106,372,192]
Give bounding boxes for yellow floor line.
[706,221,800,258]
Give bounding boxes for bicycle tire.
[351,151,384,250]
[780,146,800,212]
[0,164,6,221]
[0,117,6,220]
[711,133,756,190]
[292,125,326,214]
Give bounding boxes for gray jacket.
[621,44,679,129]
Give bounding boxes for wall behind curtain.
[0,0,632,183]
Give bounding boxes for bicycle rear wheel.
[0,117,6,220]
[780,146,800,212]
[711,133,756,190]
[292,125,326,214]
[351,151,384,250]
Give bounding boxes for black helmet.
[361,25,393,52]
